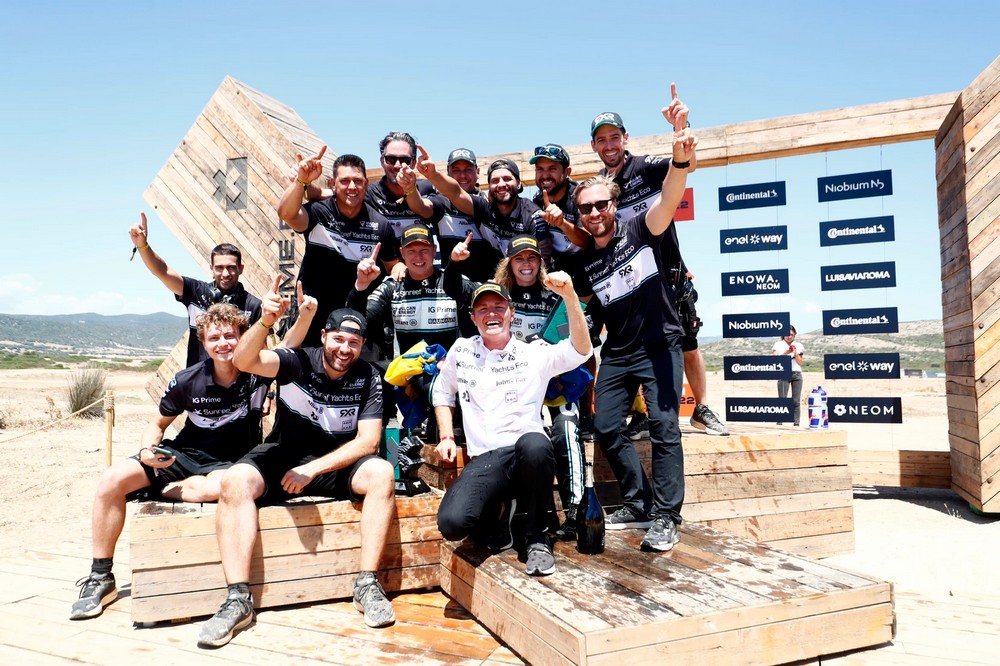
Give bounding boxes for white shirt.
[772,339,805,372]
[431,334,590,458]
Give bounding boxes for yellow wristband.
[136,242,150,251]
[259,319,274,330]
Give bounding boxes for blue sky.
[1,1,996,337]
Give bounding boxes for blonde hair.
[573,174,621,206]
[493,254,548,291]
[195,303,249,342]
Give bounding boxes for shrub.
[65,367,107,418]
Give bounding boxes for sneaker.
[69,572,117,620]
[525,542,556,576]
[605,505,652,530]
[578,414,595,442]
[555,506,578,541]
[641,517,680,552]
[626,413,649,440]
[486,498,517,553]
[353,572,395,628]
[690,404,729,436]
[197,591,254,647]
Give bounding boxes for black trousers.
[437,432,555,544]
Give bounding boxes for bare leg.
[161,469,227,503]
[683,348,707,405]
[91,459,151,559]
[215,464,266,583]
[350,457,396,571]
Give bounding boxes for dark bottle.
[576,462,605,554]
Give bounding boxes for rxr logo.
[618,265,633,278]
[339,407,357,417]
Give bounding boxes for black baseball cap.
[590,111,625,137]
[401,222,434,247]
[324,308,367,337]
[506,234,541,258]
[447,148,477,167]
[529,144,570,167]
[487,157,520,181]
[471,281,512,306]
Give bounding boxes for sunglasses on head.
[578,199,613,215]
[383,155,413,166]
[534,145,565,159]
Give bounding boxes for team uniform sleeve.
[158,374,186,417]
[542,337,591,378]
[430,344,458,408]
[358,365,384,421]
[273,347,308,386]
[175,276,205,306]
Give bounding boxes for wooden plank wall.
[142,76,335,400]
[934,56,1000,513]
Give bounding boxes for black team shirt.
[176,278,262,368]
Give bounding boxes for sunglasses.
[578,199,613,215]
[383,155,413,166]
[534,145,566,160]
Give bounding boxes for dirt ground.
[0,368,996,596]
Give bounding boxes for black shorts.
[134,440,235,489]
[236,440,376,505]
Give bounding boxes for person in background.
[772,325,805,426]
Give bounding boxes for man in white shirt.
[431,275,592,576]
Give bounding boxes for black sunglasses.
[578,199,613,215]
[383,155,413,166]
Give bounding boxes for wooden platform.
[129,494,443,623]
[421,425,855,558]
[440,523,894,666]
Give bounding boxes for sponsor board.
[674,188,695,222]
[726,397,795,422]
[719,181,786,211]
[722,312,790,339]
[822,307,898,335]
[721,268,789,296]
[818,169,893,202]
[825,353,901,379]
[820,261,896,291]
[820,215,895,247]
[724,355,791,380]
[719,225,787,253]
[828,397,903,423]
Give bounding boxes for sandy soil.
[0,368,996,597]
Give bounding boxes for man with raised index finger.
[575,93,697,552]
[590,84,728,439]
[278,147,400,348]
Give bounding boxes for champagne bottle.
[576,462,605,554]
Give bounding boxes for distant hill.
[699,319,944,371]
[0,312,187,357]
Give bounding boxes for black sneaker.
[197,592,254,647]
[641,517,680,552]
[690,404,729,436]
[626,413,649,440]
[525,542,556,576]
[555,506,578,541]
[578,414,595,442]
[69,572,117,620]
[604,505,652,530]
[353,572,395,628]
[486,499,517,553]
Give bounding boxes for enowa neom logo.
[817,169,893,202]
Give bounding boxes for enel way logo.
[824,353,901,379]
[720,225,787,254]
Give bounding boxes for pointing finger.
[417,144,429,161]
[464,232,473,245]
[543,190,550,208]
[139,211,147,232]
[671,82,678,101]
[271,273,282,294]
[296,280,304,303]
[370,242,381,261]
[315,144,327,160]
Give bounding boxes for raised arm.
[276,281,317,350]
[233,275,288,377]
[646,83,696,238]
[542,271,592,358]
[415,144,474,216]
[278,145,327,232]
[396,163,434,218]
[129,212,184,296]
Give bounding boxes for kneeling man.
[431,275,592,576]
[197,302,396,648]
[71,303,268,620]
